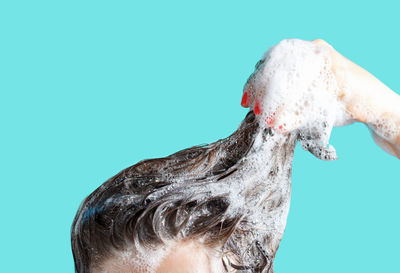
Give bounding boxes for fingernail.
[254,101,261,115]
[241,92,248,107]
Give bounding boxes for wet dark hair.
[71,111,270,273]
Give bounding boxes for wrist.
[333,56,393,125]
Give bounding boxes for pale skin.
[313,39,400,158]
[95,39,400,273]
[97,241,224,273]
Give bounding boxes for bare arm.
[313,39,400,158]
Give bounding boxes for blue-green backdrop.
[1,1,399,272]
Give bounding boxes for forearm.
[312,39,400,158]
[344,61,400,157]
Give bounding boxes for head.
[71,111,297,273]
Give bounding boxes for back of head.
[71,111,267,273]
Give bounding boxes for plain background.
[1,1,399,272]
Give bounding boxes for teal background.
[1,1,399,272]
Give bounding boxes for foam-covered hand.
[241,39,354,160]
[313,39,400,158]
[242,38,400,159]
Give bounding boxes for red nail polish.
[254,101,261,115]
[241,92,248,107]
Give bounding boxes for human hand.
[312,39,400,158]
[241,38,400,159]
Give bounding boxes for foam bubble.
[243,39,353,160]
[93,39,360,272]
[98,243,170,273]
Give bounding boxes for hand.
[242,38,400,159]
[312,39,400,158]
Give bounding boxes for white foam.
[243,39,353,160]
[97,39,359,272]
[97,243,170,273]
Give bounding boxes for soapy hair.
[71,111,274,273]
[71,39,339,273]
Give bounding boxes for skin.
[312,39,400,158]
[96,39,400,273]
[97,241,224,273]
[155,242,220,273]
